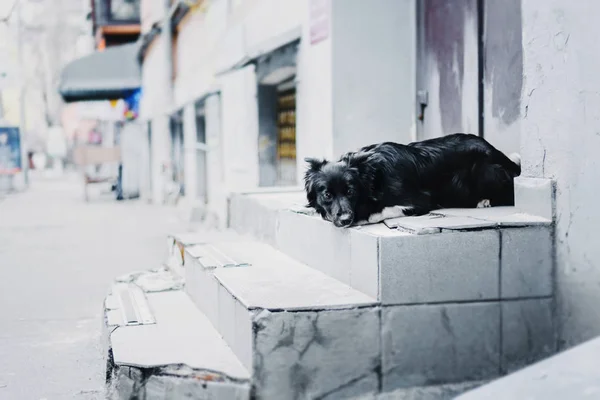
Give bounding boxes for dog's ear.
[304,157,327,172]
[303,158,327,208]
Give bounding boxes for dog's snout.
[337,212,354,227]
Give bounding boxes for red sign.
[310,0,330,45]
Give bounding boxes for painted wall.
[483,0,522,156]
[331,0,416,156]
[520,0,600,348]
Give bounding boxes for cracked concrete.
[0,173,187,399]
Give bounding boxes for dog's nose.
[337,213,353,227]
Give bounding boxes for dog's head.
[304,157,361,227]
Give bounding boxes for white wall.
[331,0,416,156]
[182,103,197,200]
[520,0,600,349]
[140,37,172,204]
[295,0,333,184]
[220,64,260,190]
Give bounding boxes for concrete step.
[228,188,306,245]
[166,229,246,278]
[103,269,251,400]
[183,240,380,399]
[227,191,557,392]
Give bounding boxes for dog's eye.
[323,191,332,200]
[347,188,354,196]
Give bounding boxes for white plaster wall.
[243,0,304,49]
[205,93,227,227]
[331,0,416,156]
[182,103,197,200]
[520,0,600,348]
[220,64,260,191]
[295,0,333,184]
[140,39,167,119]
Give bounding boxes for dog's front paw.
[477,199,491,208]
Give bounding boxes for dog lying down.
[304,133,521,228]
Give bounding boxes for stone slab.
[385,214,497,234]
[502,298,555,373]
[501,226,553,298]
[380,230,500,304]
[431,206,552,227]
[514,177,555,221]
[110,290,250,381]
[212,241,376,310]
[456,336,600,400]
[382,302,501,391]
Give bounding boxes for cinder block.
[349,229,380,299]
[501,226,553,298]
[502,298,555,373]
[276,210,352,285]
[515,177,555,220]
[382,303,501,391]
[253,308,381,399]
[380,230,500,304]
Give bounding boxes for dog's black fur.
[304,133,521,227]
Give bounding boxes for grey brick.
[501,226,553,298]
[380,230,500,304]
[514,177,555,220]
[382,303,500,391]
[253,308,381,399]
[349,229,380,299]
[502,298,555,373]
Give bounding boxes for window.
[109,0,140,22]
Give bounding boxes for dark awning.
[59,42,141,103]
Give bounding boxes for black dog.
[304,133,521,228]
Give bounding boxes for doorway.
[416,0,522,155]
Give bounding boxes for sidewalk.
[0,172,188,399]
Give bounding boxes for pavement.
[0,172,189,399]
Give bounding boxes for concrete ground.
[0,173,188,399]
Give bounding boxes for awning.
[59,42,141,103]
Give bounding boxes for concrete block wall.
[225,191,557,392]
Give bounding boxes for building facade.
[138,0,600,352]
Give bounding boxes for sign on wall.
[0,126,21,175]
[310,0,330,45]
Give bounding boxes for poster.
[0,126,22,175]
